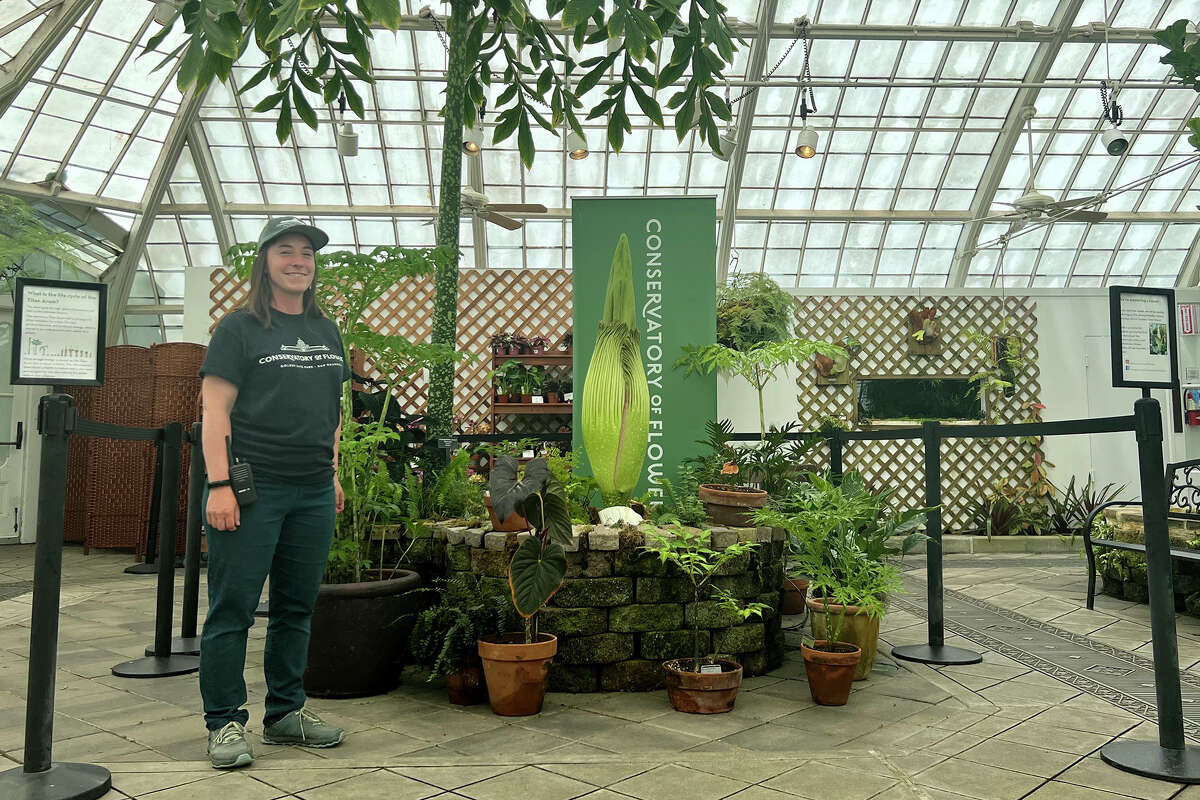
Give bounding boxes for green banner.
[571,197,717,500]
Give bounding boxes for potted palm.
[409,574,515,705]
[643,526,768,713]
[478,455,573,715]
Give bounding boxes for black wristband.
[207,479,232,488]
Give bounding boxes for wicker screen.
[60,384,94,544]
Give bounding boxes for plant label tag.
[522,450,535,459]
[531,396,545,404]
[563,392,574,402]
[699,664,722,674]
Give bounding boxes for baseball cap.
[257,217,330,252]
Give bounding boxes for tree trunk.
[427,0,472,452]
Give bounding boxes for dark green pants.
[200,481,334,731]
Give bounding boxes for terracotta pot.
[484,495,530,532]
[807,597,881,681]
[507,393,522,403]
[521,394,533,404]
[478,633,557,716]
[697,484,768,527]
[662,658,743,714]
[545,392,560,404]
[780,577,810,615]
[446,664,487,706]
[801,641,860,706]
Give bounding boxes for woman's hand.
[206,486,240,531]
[334,476,345,514]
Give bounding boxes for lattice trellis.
[210,269,573,432]
[793,295,1043,530]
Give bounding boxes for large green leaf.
[508,538,567,618]
[489,456,551,521]
[522,484,573,545]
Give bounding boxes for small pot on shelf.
[544,392,560,404]
[507,392,522,404]
[520,393,533,404]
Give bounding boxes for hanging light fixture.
[463,100,485,156]
[334,92,358,157]
[793,18,819,159]
[715,126,737,162]
[565,129,589,160]
[1096,0,1129,156]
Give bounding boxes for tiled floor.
[2,545,1200,799]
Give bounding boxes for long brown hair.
[239,247,325,328]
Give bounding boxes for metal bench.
[1082,457,1200,610]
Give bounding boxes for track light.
[715,127,737,162]
[565,130,588,160]
[335,123,358,157]
[463,117,483,156]
[794,126,817,159]
[1100,125,1128,156]
[151,0,180,25]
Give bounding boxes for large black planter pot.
[303,571,422,698]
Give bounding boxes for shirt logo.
[280,338,329,354]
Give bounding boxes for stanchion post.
[828,430,843,483]
[1101,397,1200,782]
[891,420,982,667]
[0,393,112,800]
[112,422,199,678]
[124,441,164,575]
[181,422,204,641]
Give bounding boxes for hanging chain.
[798,18,816,119]
[729,30,802,106]
[429,12,449,52]
[1100,80,1122,125]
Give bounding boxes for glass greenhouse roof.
[2,0,1200,342]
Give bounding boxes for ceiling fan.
[969,108,1108,231]
[429,189,546,231]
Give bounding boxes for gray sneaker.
[261,707,345,748]
[207,721,253,769]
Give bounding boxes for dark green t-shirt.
[200,308,350,484]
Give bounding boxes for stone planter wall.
[396,521,787,692]
[1098,507,1200,613]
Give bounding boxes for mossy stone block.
[755,591,781,621]
[471,549,510,578]
[713,623,764,654]
[614,550,671,577]
[636,577,694,604]
[712,551,751,576]
[685,601,744,628]
[553,578,634,608]
[548,663,599,692]
[711,573,763,598]
[557,633,635,665]
[538,607,608,637]
[600,660,665,691]
[640,630,709,661]
[566,551,614,579]
[477,576,510,602]
[739,649,768,675]
[1122,580,1149,603]
[446,544,471,572]
[609,603,684,633]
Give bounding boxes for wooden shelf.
[493,402,573,415]
[492,352,573,366]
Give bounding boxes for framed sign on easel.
[10,277,107,387]
[1109,285,1178,391]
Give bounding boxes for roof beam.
[948,0,1084,288]
[330,14,1172,44]
[152,201,1200,225]
[102,85,207,345]
[0,178,143,213]
[715,0,778,285]
[0,0,96,116]
[185,121,235,257]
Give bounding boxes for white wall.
[715,288,1199,497]
[183,267,216,345]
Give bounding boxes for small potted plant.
[513,335,531,354]
[523,366,546,404]
[643,526,769,714]
[556,332,573,353]
[491,359,525,404]
[528,335,550,354]
[491,333,511,355]
[409,574,515,705]
[478,456,572,715]
[543,378,561,404]
[559,377,573,402]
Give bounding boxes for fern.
[408,575,515,680]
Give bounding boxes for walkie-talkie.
[226,435,258,507]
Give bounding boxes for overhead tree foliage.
[0,196,82,292]
[148,0,742,445]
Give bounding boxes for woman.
[198,218,349,769]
